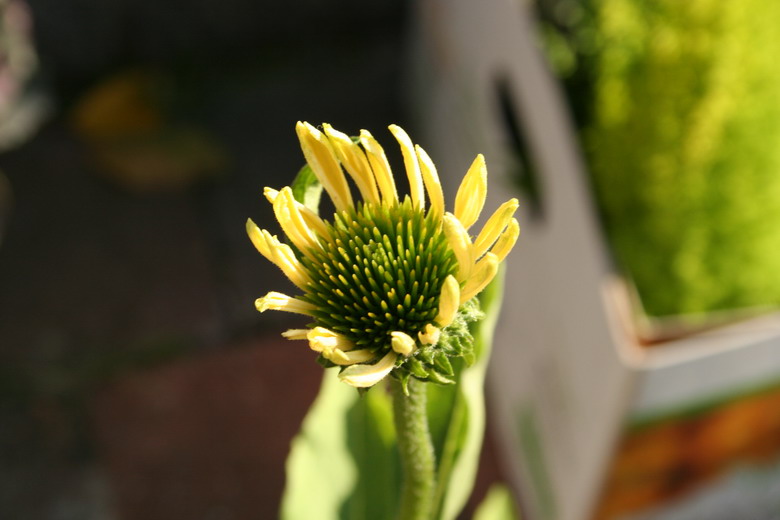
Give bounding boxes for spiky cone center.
[297,197,474,384]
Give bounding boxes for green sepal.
[397,371,412,396]
[407,357,430,379]
[419,349,435,365]
[433,352,454,376]
[426,370,455,385]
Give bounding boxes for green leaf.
[473,484,521,520]
[280,371,400,520]
[341,383,400,520]
[430,266,506,520]
[291,164,323,213]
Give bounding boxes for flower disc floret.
[301,198,456,352]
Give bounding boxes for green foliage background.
[538,0,780,316]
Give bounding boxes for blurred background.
[4,0,780,519]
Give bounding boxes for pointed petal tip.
[263,187,280,203]
[254,297,270,312]
[282,329,309,340]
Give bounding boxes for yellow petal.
[443,212,473,282]
[272,187,320,256]
[339,351,398,388]
[264,186,328,238]
[255,292,316,315]
[390,330,416,356]
[323,124,380,204]
[389,125,425,210]
[460,253,499,304]
[267,232,312,288]
[307,326,355,352]
[323,348,376,366]
[263,186,279,204]
[296,121,353,212]
[360,129,398,204]
[434,275,460,327]
[454,154,487,230]
[246,220,310,288]
[490,218,520,262]
[416,145,444,219]
[246,218,272,258]
[282,329,310,340]
[418,324,441,345]
[323,348,351,365]
[473,199,519,259]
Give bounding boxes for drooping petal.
[282,329,310,340]
[246,219,311,288]
[323,348,377,366]
[360,129,398,204]
[490,218,520,262]
[460,253,499,304]
[442,212,473,282]
[323,124,380,204]
[434,275,460,327]
[390,330,416,356]
[296,121,353,212]
[454,154,488,230]
[267,232,312,288]
[473,199,519,259]
[272,187,321,257]
[246,218,272,257]
[264,186,328,238]
[418,323,441,345]
[415,145,444,220]
[339,351,398,388]
[341,349,377,364]
[307,326,355,352]
[307,327,373,365]
[389,125,425,210]
[255,292,316,315]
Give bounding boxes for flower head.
[249,122,519,389]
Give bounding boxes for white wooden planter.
[408,1,780,519]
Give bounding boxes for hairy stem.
[392,377,436,520]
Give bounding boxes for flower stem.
[392,377,436,520]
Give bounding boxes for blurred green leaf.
[291,164,323,212]
[473,484,520,520]
[432,266,505,520]
[280,372,400,520]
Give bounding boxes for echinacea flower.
[248,122,519,389]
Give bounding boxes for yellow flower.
[249,122,519,388]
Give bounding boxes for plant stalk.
[392,377,436,520]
